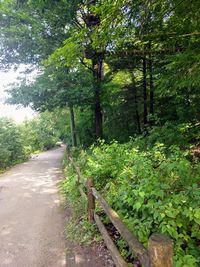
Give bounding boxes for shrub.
[0,118,26,169]
[69,138,200,266]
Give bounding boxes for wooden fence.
[68,154,173,267]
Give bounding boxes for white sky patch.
[0,67,35,123]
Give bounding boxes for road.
[0,146,66,267]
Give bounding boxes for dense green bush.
[68,129,200,266]
[0,118,26,169]
[141,122,200,150]
[21,112,60,153]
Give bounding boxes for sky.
[0,68,35,123]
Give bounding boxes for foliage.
[1,0,200,143]
[61,157,99,245]
[0,0,78,68]
[67,127,200,266]
[135,122,200,150]
[20,112,60,152]
[6,66,94,111]
[0,118,26,169]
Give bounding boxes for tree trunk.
[135,96,142,134]
[69,104,77,147]
[143,57,148,127]
[92,58,103,140]
[94,88,103,140]
[132,73,142,134]
[84,2,103,140]
[148,42,154,116]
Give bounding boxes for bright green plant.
[67,137,200,266]
[0,118,26,169]
[61,159,99,245]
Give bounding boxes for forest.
[0,0,200,266]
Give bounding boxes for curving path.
[0,146,66,267]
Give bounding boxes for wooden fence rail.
[68,152,173,267]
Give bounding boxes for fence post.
[148,234,173,267]
[66,145,70,160]
[87,177,95,223]
[77,166,81,184]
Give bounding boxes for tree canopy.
[1,0,200,142]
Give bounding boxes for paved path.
[0,146,66,267]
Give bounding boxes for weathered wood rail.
[67,152,173,267]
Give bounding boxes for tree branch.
[79,57,93,72]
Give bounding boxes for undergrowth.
[62,123,200,266]
[61,158,101,245]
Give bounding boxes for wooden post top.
[149,233,172,244]
[148,233,173,267]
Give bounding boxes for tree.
[0,0,82,69]
[1,0,200,145]
[1,0,105,140]
[0,118,25,168]
[6,64,94,146]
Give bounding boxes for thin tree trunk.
[143,57,148,127]
[92,58,103,140]
[69,105,77,147]
[148,42,154,116]
[94,88,103,139]
[135,96,142,134]
[132,73,142,134]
